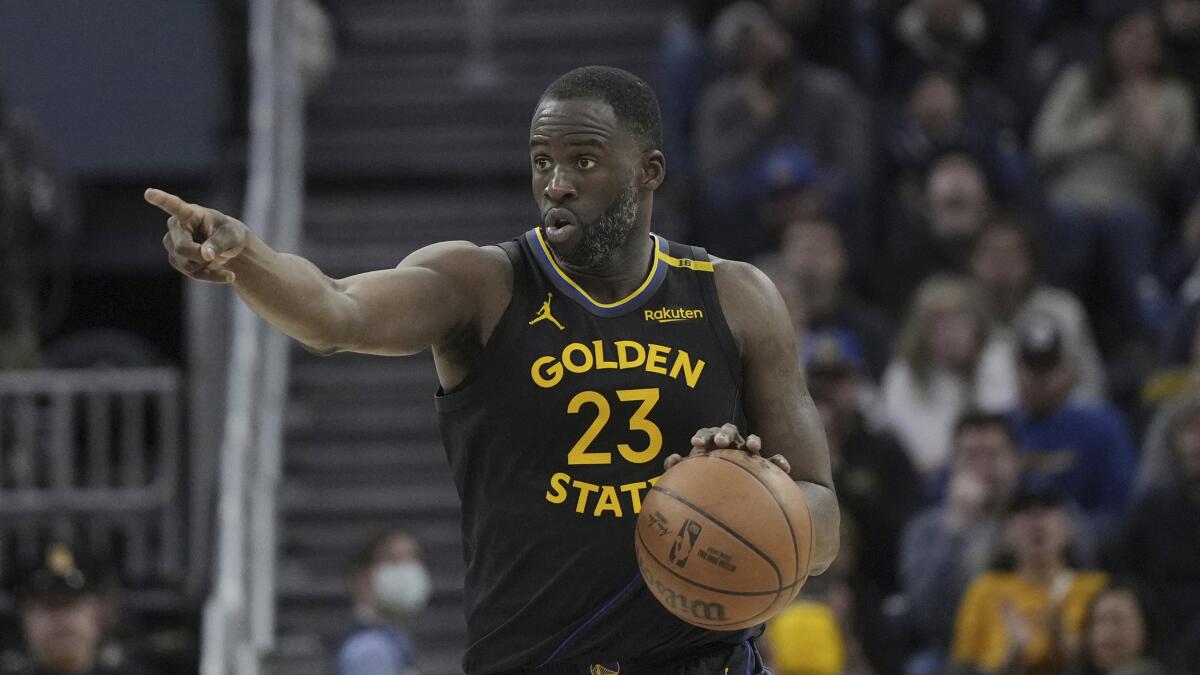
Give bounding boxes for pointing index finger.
[144,188,203,225]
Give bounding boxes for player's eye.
[533,157,552,171]
[577,158,596,170]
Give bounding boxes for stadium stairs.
[266,1,665,673]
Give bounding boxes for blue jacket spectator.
[1010,316,1136,522]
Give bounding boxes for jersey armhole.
[434,239,527,412]
[687,243,746,426]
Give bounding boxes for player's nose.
[543,168,576,203]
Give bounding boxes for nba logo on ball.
[669,520,702,567]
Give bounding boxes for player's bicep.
[335,242,484,356]
[729,265,833,488]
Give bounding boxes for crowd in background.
[657,0,1200,673]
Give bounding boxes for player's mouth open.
[543,209,578,244]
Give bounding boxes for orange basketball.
[634,449,813,630]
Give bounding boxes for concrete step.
[280,482,461,517]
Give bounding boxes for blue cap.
[755,145,820,197]
[803,328,866,374]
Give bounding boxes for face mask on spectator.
[371,561,431,616]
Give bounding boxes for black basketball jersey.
[435,229,757,674]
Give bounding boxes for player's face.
[530,98,644,271]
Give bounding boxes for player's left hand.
[663,423,792,475]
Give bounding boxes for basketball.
[634,449,814,630]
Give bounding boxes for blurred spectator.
[752,146,832,241]
[970,217,1107,401]
[2,543,148,675]
[1011,0,1097,115]
[764,599,847,675]
[657,1,729,194]
[1032,4,1196,342]
[337,530,429,675]
[887,153,996,309]
[767,515,905,675]
[948,488,1108,675]
[900,412,1024,671]
[881,0,1025,125]
[762,218,891,379]
[1117,392,1200,656]
[692,1,871,261]
[807,329,922,595]
[1161,0,1200,129]
[766,0,878,86]
[882,71,1034,224]
[0,94,79,369]
[1010,315,1137,526]
[1067,582,1167,675]
[1160,193,1200,298]
[882,276,1016,478]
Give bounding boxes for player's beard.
[553,180,639,272]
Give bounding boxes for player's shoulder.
[710,257,784,318]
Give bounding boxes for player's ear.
[640,149,665,192]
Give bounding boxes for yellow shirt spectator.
[766,601,845,675]
[951,571,1108,675]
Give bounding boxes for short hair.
[953,410,1019,450]
[538,66,663,151]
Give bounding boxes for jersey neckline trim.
[527,228,709,317]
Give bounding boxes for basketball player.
[148,66,838,675]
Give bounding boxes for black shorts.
[498,640,770,675]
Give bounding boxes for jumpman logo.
[529,292,565,331]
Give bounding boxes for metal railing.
[0,368,183,590]
[199,0,305,672]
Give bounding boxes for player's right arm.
[147,188,497,357]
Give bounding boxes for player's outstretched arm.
[711,260,840,575]
[146,188,501,356]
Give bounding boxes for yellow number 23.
[566,388,662,465]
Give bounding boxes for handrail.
[199,0,305,673]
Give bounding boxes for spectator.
[0,94,79,369]
[337,530,429,675]
[882,71,1034,222]
[887,152,996,309]
[1010,315,1137,527]
[900,412,1024,671]
[882,0,1024,125]
[1161,0,1200,129]
[2,543,148,675]
[1067,582,1167,675]
[693,1,871,260]
[1031,4,1196,340]
[1118,392,1200,655]
[970,217,1106,401]
[807,329,922,595]
[656,1,729,196]
[766,0,878,86]
[949,488,1108,675]
[763,218,891,379]
[882,276,1016,478]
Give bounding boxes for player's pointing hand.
[145,188,249,284]
[662,423,791,475]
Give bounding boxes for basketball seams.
[706,454,803,588]
[649,484,784,590]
